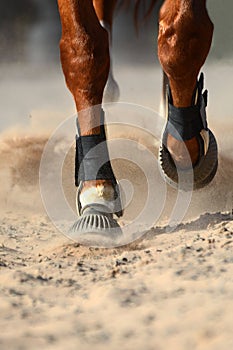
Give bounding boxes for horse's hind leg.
[93,0,120,102]
[158,0,214,168]
[57,0,122,237]
[93,0,117,29]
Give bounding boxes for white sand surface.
[0,211,233,350]
[0,61,233,349]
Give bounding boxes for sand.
[0,61,233,349]
[0,211,233,350]
[0,135,233,350]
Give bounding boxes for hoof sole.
[159,130,218,191]
[69,209,122,247]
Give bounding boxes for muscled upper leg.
[158,0,213,107]
[57,0,110,135]
[158,0,213,167]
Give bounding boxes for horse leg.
[93,0,120,102]
[93,0,117,29]
[158,0,214,168]
[57,0,122,236]
[57,0,110,125]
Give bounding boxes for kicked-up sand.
[0,61,233,349]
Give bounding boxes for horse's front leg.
[57,0,109,129]
[158,0,218,189]
[57,0,122,238]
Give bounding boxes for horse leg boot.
[93,0,120,102]
[158,0,218,189]
[57,0,122,240]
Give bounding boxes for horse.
[56,0,218,239]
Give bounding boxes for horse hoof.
[159,73,218,191]
[69,207,122,247]
[159,129,218,191]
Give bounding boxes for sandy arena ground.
[0,58,233,350]
[0,210,233,350]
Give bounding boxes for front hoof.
[69,207,122,247]
[159,130,218,191]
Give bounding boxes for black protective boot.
[159,73,218,190]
